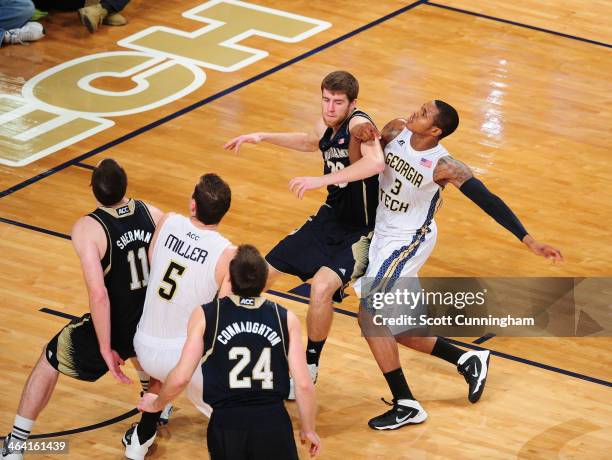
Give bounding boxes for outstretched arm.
[289,139,384,198]
[224,119,325,154]
[433,156,563,262]
[288,117,405,198]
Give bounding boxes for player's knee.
[38,347,57,374]
[310,278,337,304]
[397,335,426,349]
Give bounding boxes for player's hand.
[138,392,162,413]
[351,122,380,142]
[223,133,263,154]
[300,430,321,457]
[523,236,563,263]
[289,176,325,199]
[101,349,132,384]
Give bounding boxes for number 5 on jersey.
[158,261,186,300]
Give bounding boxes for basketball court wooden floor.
[0,0,610,458]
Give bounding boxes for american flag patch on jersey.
[420,157,433,168]
[338,138,345,145]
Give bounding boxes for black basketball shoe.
[457,350,491,403]
[368,398,428,430]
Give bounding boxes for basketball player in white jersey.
[123,173,236,459]
[289,100,563,430]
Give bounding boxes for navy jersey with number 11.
[201,295,290,409]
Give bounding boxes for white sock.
[397,398,416,406]
[11,414,34,442]
[137,370,150,392]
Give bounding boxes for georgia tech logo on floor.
[0,0,331,167]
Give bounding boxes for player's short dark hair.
[230,244,269,297]
[433,100,459,139]
[321,70,359,102]
[91,158,127,206]
[193,173,231,225]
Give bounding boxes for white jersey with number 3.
[376,127,449,236]
[138,213,231,339]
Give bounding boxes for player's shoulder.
[383,118,408,133]
[381,118,407,145]
[71,214,106,253]
[158,212,182,228]
[137,200,164,225]
[72,213,103,237]
[221,244,237,258]
[348,110,374,129]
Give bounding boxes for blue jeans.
[0,0,35,46]
[101,0,129,13]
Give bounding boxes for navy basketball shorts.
[266,204,372,302]
[207,404,298,460]
[46,313,133,382]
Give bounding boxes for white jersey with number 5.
[376,127,449,236]
[138,213,231,339]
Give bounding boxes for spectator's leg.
[0,0,36,46]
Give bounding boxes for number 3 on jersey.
[158,261,186,300]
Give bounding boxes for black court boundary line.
[0,409,139,441]
[425,1,612,48]
[265,290,611,388]
[0,0,427,199]
[0,217,71,240]
[268,289,357,318]
[473,332,496,344]
[73,162,95,171]
[39,307,78,321]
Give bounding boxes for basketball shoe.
[457,349,491,403]
[1,434,23,460]
[123,424,155,460]
[368,399,428,430]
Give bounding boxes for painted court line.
[473,332,496,344]
[425,1,612,48]
[0,217,71,240]
[0,0,427,198]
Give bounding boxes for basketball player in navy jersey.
[2,159,164,459]
[289,100,563,429]
[224,71,383,394]
[139,245,320,459]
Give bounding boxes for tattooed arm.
[379,118,407,149]
[434,156,563,261]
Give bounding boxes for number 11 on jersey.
[127,247,149,290]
